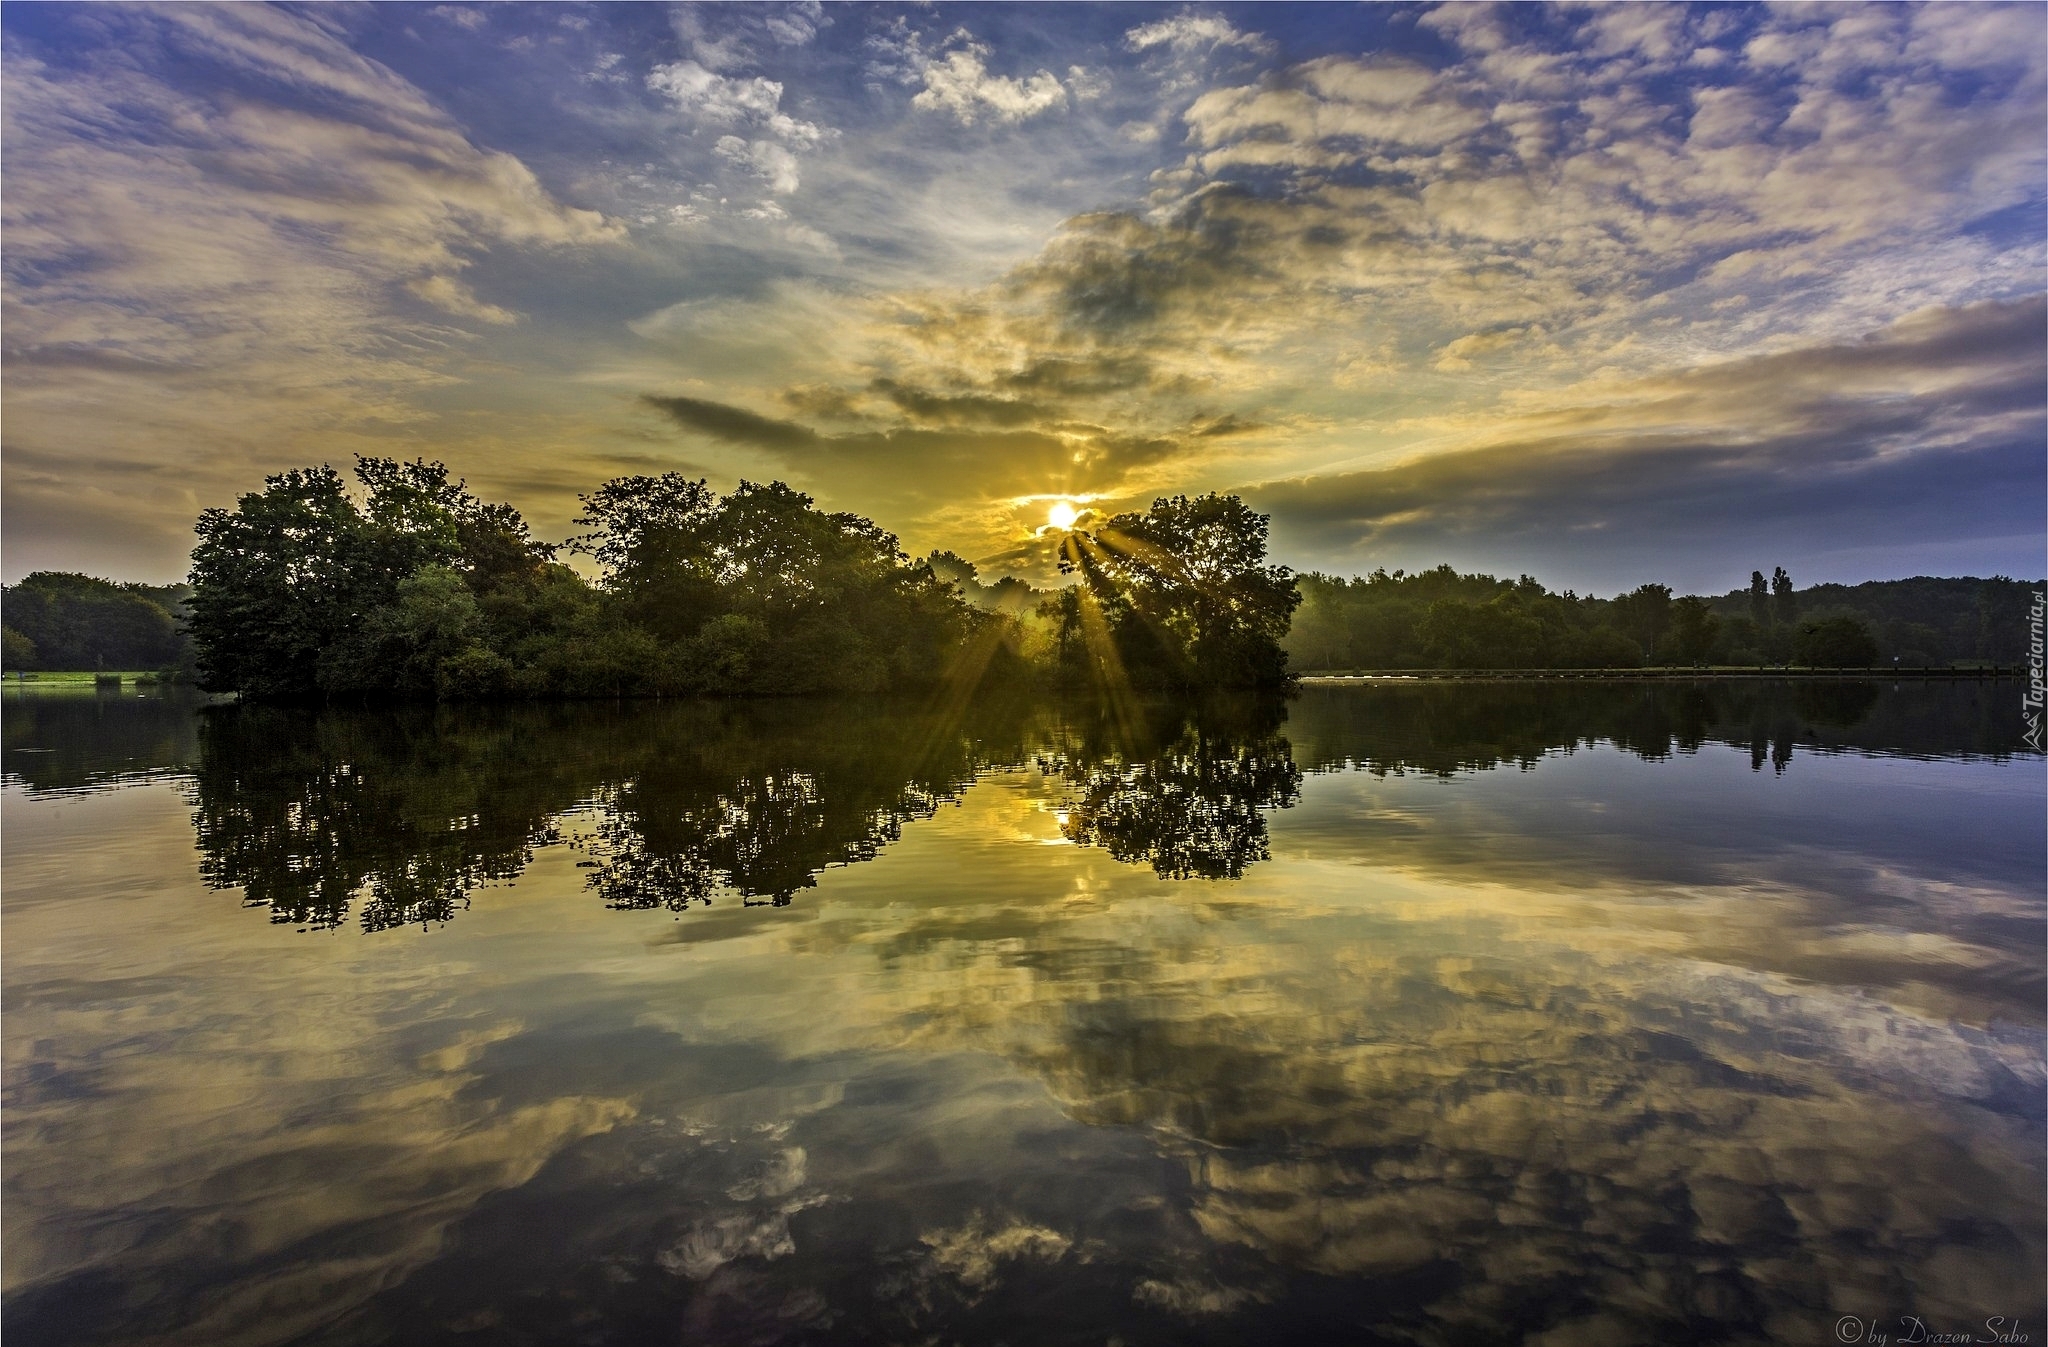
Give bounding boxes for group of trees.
[1705,573,2038,667]
[20,457,2035,696]
[1286,564,2035,671]
[185,459,1009,700]
[178,462,1302,702]
[1,572,190,673]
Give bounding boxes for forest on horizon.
[2,459,2039,690]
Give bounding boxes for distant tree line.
[2,572,191,673]
[1287,565,2041,671]
[16,460,2036,691]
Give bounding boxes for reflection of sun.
[1047,500,1079,530]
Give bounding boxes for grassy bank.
[5,670,174,686]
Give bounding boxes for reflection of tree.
[189,696,1039,930]
[1042,696,1301,879]
[3,688,205,794]
[181,679,2033,933]
[1286,678,2032,778]
[191,706,580,931]
[577,700,1028,909]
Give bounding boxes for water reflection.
[1,684,208,794]
[3,679,2041,1345]
[169,679,2042,932]
[1285,677,2031,776]
[1040,697,1301,879]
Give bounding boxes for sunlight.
[1047,500,1079,531]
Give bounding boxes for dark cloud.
[640,394,821,451]
[995,356,1158,397]
[642,390,1228,529]
[868,378,1048,427]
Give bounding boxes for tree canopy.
[1049,493,1300,690]
[185,460,1010,701]
[2,572,188,672]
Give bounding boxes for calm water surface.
[4,680,2042,1345]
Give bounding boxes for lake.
[3,679,2042,1346]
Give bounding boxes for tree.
[1,572,185,671]
[1793,614,1878,667]
[187,467,382,697]
[571,473,719,641]
[1772,566,1797,627]
[1611,583,1672,662]
[1419,596,1544,668]
[188,459,547,698]
[1749,570,1770,628]
[1058,494,1299,688]
[1663,596,1721,665]
[574,475,984,694]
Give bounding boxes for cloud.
[1,3,623,573]
[715,136,802,194]
[1252,298,2048,589]
[638,390,1200,550]
[643,45,831,194]
[1124,12,1275,59]
[407,275,519,325]
[668,2,826,72]
[641,395,820,452]
[1169,4,2045,359]
[646,60,786,122]
[912,42,1069,125]
[426,5,487,32]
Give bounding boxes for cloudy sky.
[3,2,2043,592]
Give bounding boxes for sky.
[3,1,2044,594]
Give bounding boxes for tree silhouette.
[1771,566,1797,627]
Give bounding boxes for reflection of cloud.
[10,694,2043,1341]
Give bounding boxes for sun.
[1047,500,1079,530]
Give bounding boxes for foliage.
[1288,563,2043,671]
[182,690,1312,931]
[1290,567,1653,670]
[1043,697,1300,878]
[1662,596,1721,665]
[1792,614,1881,668]
[1,572,188,671]
[1703,574,2042,666]
[1051,493,1299,689]
[186,461,1008,701]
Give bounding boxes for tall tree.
[187,467,382,697]
[1771,566,1797,627]
[188,459,544,698]
[1749,570,1770,627]
[571,473,720,641]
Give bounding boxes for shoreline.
[1298,668,2024,682]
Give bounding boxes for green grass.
[4,670,161,684]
